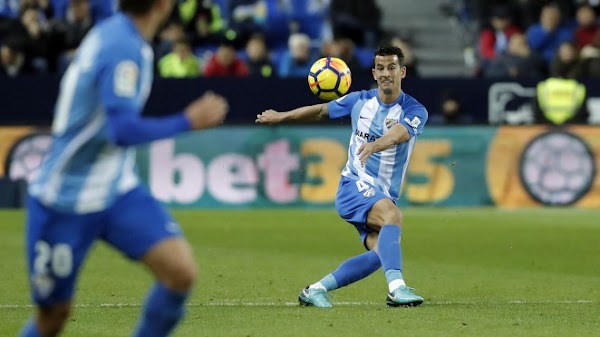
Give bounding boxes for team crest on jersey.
[403,116,421,133]
[114,60,139,98]
[385,118,397,129]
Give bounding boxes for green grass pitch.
[1,208,599,337]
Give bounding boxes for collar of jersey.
[374,90,405,108]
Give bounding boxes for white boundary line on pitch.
[0,299,595,309]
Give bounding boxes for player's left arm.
[99,52,192,146]
[358,105,428,164]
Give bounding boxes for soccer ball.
[308,57,352,101]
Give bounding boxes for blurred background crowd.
[446,0,600,79]
[2,0,600,126]
[0,0,394,79]
[2,0,600,81]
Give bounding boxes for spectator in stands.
[16,0,56,21]
[6,2,61,73]
[55,0,92,48]
[330,0,382,47]
[52,0,93,72]
[516,0,576,29]
[170,0,225,47]
[52,0,115,22]
[534,76,587,124]
[580,32,600,76]
[526,3,574,62]
[0,36,35,77]
[204,38,249,76]
[478,5,521,62]
[318,39,334,58]
[245,33,275,77]
[0,0,20,19]
[154,20,186,60]
[329,37,365,73]
[550,41,582,78]
[228,0,267,47]
[430,89,473,125]
[390,36,419,78]
[574,4,599,48]
[288,0,332,42]
[158,37,201,78]
[278,32,316,77]
[483,33,546,78]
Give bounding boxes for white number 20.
[33,241,73,278]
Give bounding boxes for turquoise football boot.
[386,286,424,307]
[298,287,333,308]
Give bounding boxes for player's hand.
[255,109,282,125]
[184,91,229,130]
[357,142,377,166]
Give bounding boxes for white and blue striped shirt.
[30,13,155,214]
[329,89,428,201]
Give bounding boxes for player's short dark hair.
[373,44,405,67]
[119,0,157,15]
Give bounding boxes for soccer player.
[255,44,427,307]
[19,1,228,336]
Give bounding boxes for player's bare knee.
[382,209,403,227]
[164,262,198,291]
[372,199,402,225]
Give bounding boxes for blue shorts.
[335,176,390,248]
[25,185,181,306]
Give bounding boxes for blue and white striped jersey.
[328,89,428,201]
[30,13,154,214]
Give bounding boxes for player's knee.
[38,304,71,336]
[382,209,403,227]
[164,262,198,291]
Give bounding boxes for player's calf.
[20,302,71,337]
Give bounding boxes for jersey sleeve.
[97,45,190,146]
[98,45,142,114]
[400,104,428,137]
[327,91,361,119]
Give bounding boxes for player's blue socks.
[330,250,381,289]
[378,224,403,277]
[132,283,189,337]
[19,318,42,337]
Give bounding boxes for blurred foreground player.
[256,44,427,307]
[20,0,228,336]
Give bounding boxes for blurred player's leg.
[20,303,71,337]
[133,238,197,337]
[102,186,197,337]
[21,196,102,336]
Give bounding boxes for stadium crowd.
[452,0,600,79]
[3,0,600,81]
[0,0,413,79]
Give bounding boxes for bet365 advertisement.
[1,126,599,208]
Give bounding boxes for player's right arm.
[255,104,328,124]
[255,91,361,124]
